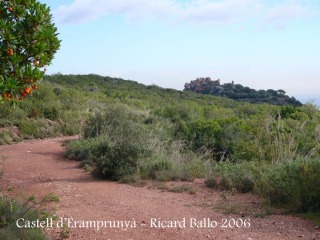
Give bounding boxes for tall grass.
[205,119,320,213]
[268,120,320,164]
[207,159,320,213]
[0,156,58,240]
[0,195,50,240]
[0,159,50,239]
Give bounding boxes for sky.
[41,0,320,105]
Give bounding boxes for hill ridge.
[184,77,302,106]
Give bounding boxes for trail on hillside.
[0,137,319,240]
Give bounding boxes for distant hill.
[184,77,302,107]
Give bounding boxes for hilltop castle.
[184,77,235,93]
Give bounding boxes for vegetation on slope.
[1,74,320,213]
[184,77,302,106]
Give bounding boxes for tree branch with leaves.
[0,0,60,105]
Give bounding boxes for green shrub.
[90,141,146,180]
[183,119,221,153]
[146,159,173,179]
[211,159,320,212]
[76,105,153,180]
[184,158,211,178]
[0,195,49,240]
[257,159,320,212]
[213,162,255,193]
[240,176,255,193]
[151,170,177,182]
[205,177,218,188]
[168,184,196,194]
[43,105,60,121]
[60,111,83,135]
[18,119,45,139]
[84,105,135,139]
[0,131,14,145]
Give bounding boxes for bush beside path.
[0,137,319,240]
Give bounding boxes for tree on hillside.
[0,0,60,105]
[277,89,286,95]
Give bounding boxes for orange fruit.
[24,87,31,94]
[8,48,13,56]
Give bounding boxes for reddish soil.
[0,136,319,240]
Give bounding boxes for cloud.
[54,0,317,26]
[264,0,315,26]
[182,0,258,24]
[55,0,180,24]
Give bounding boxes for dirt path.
[0,136,319,240]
